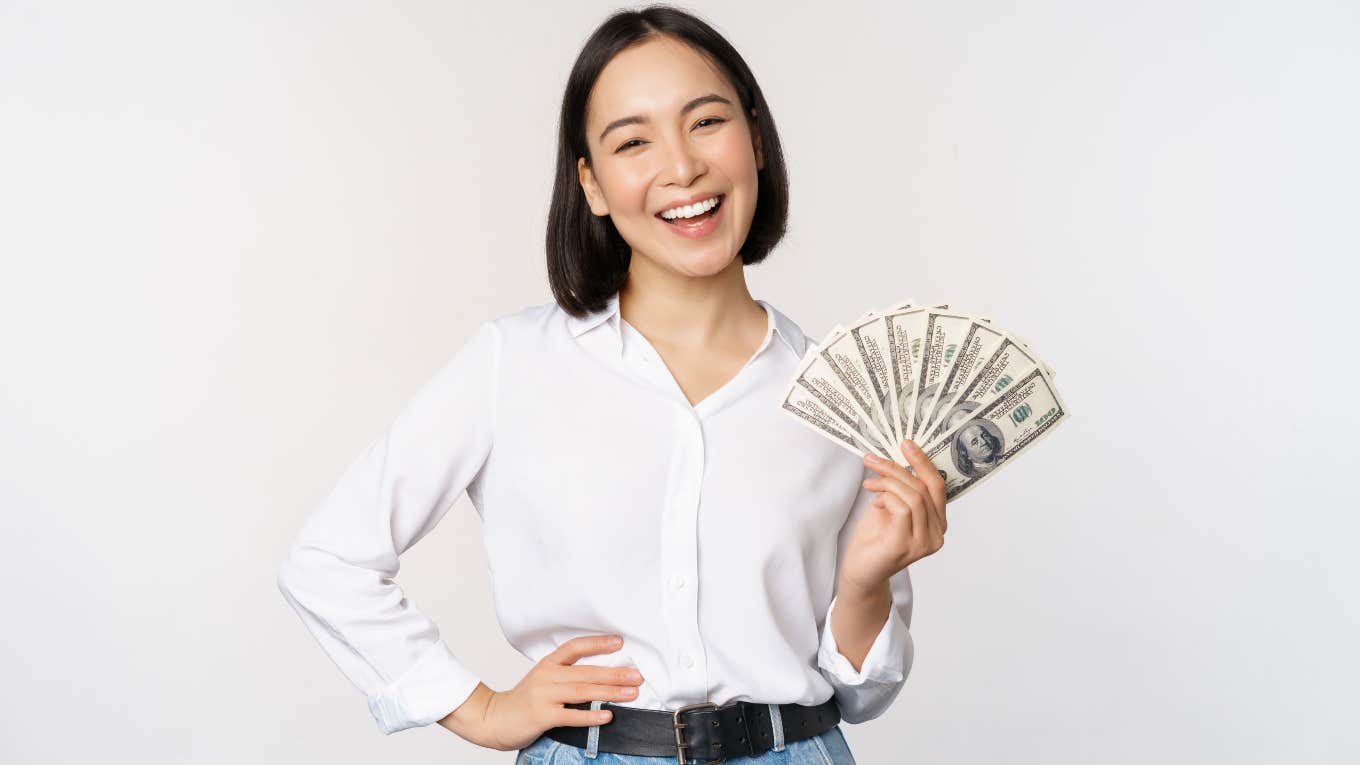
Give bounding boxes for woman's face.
[578,36,764,280]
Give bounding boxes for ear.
[749,108,764,171]
[577,157,609,216]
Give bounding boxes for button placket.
[661,405,709,698]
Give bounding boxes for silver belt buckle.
[673,701,726,764]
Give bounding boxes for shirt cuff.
[816,592,912,688]
[366,639,483,735]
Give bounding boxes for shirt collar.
[565,291,801,357]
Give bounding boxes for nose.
[659,134,705,187]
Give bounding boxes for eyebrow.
[597,93,734,143]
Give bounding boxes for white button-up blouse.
[277,290,915,736]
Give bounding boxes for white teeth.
[660,196,720,220]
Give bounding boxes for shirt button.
[679,652,694,669]
[671,573,685,590]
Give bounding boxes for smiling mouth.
[656,195,724,226]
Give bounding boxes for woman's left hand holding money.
[838,438,949,595]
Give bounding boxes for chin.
[671,247,739,277]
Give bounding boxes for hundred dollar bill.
[820,316,897,449]
[910,309,981,442]
[916,318,1005,442]
[786,344,896,456]
[923,365,1070,501]
[882,305,948,444]
[778,368,893,461]
[921,331,1047,446]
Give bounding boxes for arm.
[815,463,916,724]
[436,681,496,739]
[828,576,893,673]
[276,320,501,735]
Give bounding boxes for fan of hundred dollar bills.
[778,299,1070,502]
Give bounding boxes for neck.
[617,255,763,352]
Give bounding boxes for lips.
[655,194,725,239]
[656,194,724,225]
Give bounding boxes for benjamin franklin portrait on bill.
[951,420,1004,477]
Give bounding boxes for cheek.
[711,131,759,175]
[596,165,655,218]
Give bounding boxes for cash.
[778,299,1070,502]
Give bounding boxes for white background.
[2,1,1356,763]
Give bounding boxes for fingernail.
[610,636,623,646]
[865,454,882,464]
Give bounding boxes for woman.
[277,6,948,764]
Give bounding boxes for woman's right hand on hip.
[445,634,646,752]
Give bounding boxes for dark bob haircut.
[545,4,791,318]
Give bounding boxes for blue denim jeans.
[514,703,857,764]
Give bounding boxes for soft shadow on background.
[1,1,1355,763]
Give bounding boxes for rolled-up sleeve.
[276,320,501,735]
[816,463,916,724]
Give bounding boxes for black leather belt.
[544,698,841,764]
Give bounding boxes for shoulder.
[480,299,571,343]
[473,299,584,362]
[486,298,554,328]
[757,298,814,361]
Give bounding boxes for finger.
[865,450,916,484]
[554,679,641,705]
[864,472,938,536]
[571,665,644,688]
[899,438,948,532]
[875,490,914,540]
[547,634,623,665]
[556,664,644,693]
[870,448,941,528]
[554,705,616,728]
[877,487,927,551]
[864,467,932,512]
